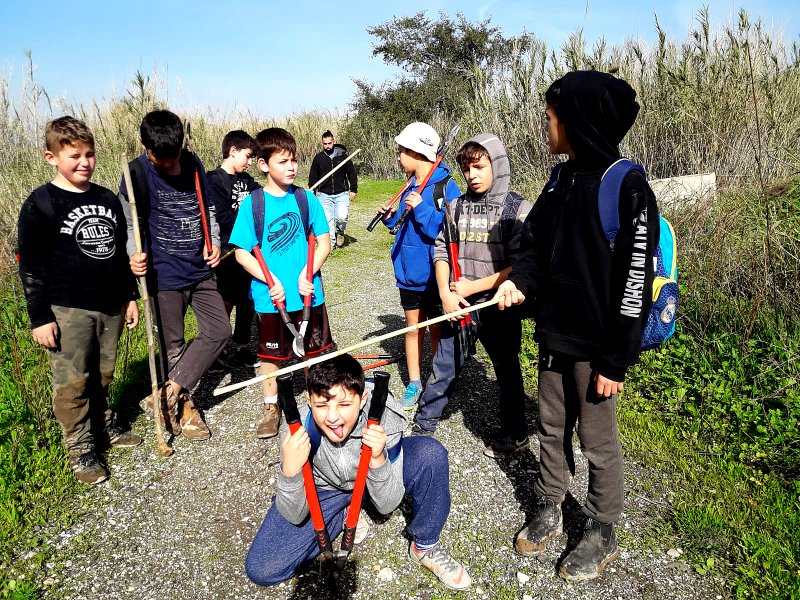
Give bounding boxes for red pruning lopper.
[277,371,391,570]
[252,245,305,357]
[295,233,316,356]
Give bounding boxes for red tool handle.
[391,156,443,233]
[303,233,316,310]
[277,374,332,557]
[366,178,412,232]
[447,239,472,326]
[252,245,286,311]
[194,170,213,255]
[341,372,390,552]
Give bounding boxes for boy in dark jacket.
[245,354,471,591]
[18,116,141,485]
[378,122,461,408]
[207,130,261,369]
[496,71,659,581]
[121,110,229,442]
[412,134,532,460]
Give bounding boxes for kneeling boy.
[245,354,471,591]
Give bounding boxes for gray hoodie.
[434,134,532,303]
[275,381,406,525]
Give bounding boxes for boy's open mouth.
[328,424,344,439]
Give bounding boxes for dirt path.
[38,185,723,599]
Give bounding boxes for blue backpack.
[547,159,678,349]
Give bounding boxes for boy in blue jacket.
[378,122,461,408]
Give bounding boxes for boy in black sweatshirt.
[496,71,659,581]
[206,130,261,369]
[18,116,141,485]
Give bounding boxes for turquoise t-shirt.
[229,187,329,314]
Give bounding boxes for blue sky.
[1,0,797,117]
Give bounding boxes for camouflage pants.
[49,305,125,454]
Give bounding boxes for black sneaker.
[558,518,619,581]
[482,436,530,459]
[69,451,109,485]
[515,496,562,556]
[233,347,261,368]
[410,423,435,437]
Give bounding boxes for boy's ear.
[359,392,368,410]
[44,150,57,166]
[257,157,269,174]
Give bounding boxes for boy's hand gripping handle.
[252,245,303,349]
[366,179,412,232]
[340,371,391,560]
[276,374,333,559]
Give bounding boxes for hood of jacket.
[547,70,639,170]
[464,133,511,204]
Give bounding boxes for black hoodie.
[510,71,659,381]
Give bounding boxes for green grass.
[0,271,199,596]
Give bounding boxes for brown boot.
[139,386,181,435]
[256,403,281,439]
[178,394,211,441]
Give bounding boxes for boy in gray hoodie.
[412,134,532,459]
[245,354,471,591]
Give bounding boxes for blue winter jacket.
[383,162,461,291]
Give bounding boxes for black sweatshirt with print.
[18,183,138,328]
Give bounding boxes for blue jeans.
[245,436,450,587]
[414,305,527,440]
[318,191,350,248]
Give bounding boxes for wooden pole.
[309,149,361,192]
[121,156,173,457]
[212,296,499,396]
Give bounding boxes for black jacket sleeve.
[345,157,357,193]
[17,192,55,328]
[509,189,547,300]
[308,153,322,189]
[592,171,659,381]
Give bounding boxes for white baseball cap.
[394,122,440,162]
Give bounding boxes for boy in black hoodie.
[496,71,659,581]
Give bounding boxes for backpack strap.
[598,159,646,249]
[252,186,310,247]
[433,175,451,211]
[292,185,310,235]
[545,163,564,192]
[251,187,266,246]
[304,411,322,458]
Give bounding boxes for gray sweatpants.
[535,347,624,523]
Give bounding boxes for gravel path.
[30,192,724,599]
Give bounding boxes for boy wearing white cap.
[377,122,461,408]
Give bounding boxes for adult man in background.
[308,130,358,249]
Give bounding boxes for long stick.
[309,149,361,192]
[213,296,500,396]
[121,156,173,457]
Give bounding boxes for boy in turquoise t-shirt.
[229,127,333,439]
